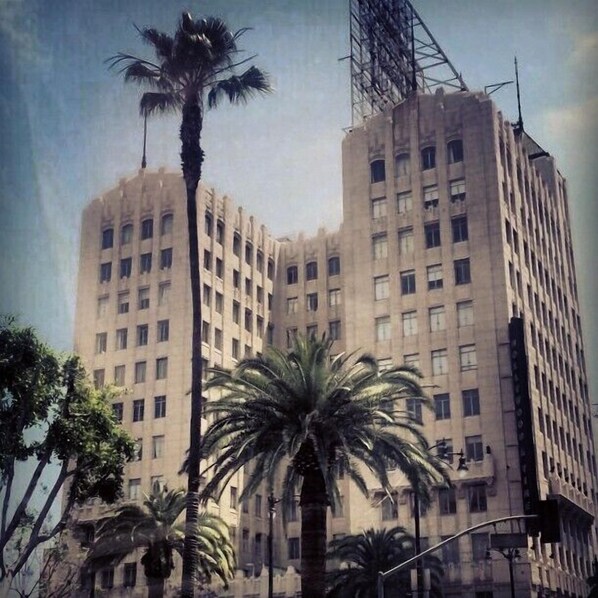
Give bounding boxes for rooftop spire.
[514,56,524,134]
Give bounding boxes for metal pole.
[268,494,275,598]
[413,490,423,598]
[508,551,515,598]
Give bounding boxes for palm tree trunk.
[299,469,328,598]
[180,97,205,598]
[147,577,165,598]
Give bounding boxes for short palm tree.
[85,487,235,598]
[326,527,444,598]
[201,335,448,598]
[109,13,270,594]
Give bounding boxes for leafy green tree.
[326,527,443,598]
[200,335,447,598]
[85,487,235,598]
[108,13,270,595]
[0,318,135,585]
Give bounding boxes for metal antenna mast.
[514,56,524,134]
[349,0,467,125]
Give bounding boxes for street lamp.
[267,493,281,598]
[485,546,520,598]
[413,440,468,598]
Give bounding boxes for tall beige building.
[73,91,596,597]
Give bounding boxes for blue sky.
[1,0,596,407]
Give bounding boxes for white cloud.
[0,0,44,64]
[569,30,598,65]
[543,95,598,141]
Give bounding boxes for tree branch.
[1,458,16,537]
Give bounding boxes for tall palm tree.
[85,487,235,598]
[200,335,448,598]
[326,527,444,598]
[108,13,270,595]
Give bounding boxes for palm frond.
[140,92,181,116]
[207,65,271,108]
[140,27,174,60]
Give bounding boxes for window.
[374,276,389,300]
[429,306,445,331]
[229,486,238,509]
[118,292,129,314]
[287,297,298,314]
[255,250,263,272]
[466,435,484,462]
[231,233,241,258]
[370,159,385,183]
[101,228,114,250]
[244,309,252,332]
[406,398,422,423]
[114,365,125,386]
[160,213,173,235]
[438,487,457,515]
[398,228,414,254]
[214,328,223,351]
[372,197,387,219]
[154,395,166,418]
[328,256,341,276]
[100,568,114,589]
[423,185,439,210]
[468,483,487,512]
[459,344,477,371]
[395,153,410,177]
[329,320,341,341]
[123,563,137,587]
[203,284,212,308]
[151,476,165,493]
[141,218,153,240]
[215,292,224,314]
[232,338,239,359]
[95,333,107,354]
[256,317,264,338]
[471,533,489,561]
[121,223,133,244]
[402,311,417,337]
[128,478,141,500]
[140,253,152,274]
[463,389,480,416]
[425,222,441,248]
[381,494,398,520]
[441,536,460,564]
[97,296,109,318]
[375,316,391,341]
[134,361,146,384]
[306,324,318,338]
[331,494,344,518]
[447,139,464,164]
[329,288,341,307]
[452,215,468,242]
[138,287,150,309]
[255,494,262,517]
[232,302,240,324]
[216,220,224,244]
[287,266,298,284]
[404,353,419,369]
[306,261,318,280]
[431,349,448,376]
[434,393,451,420]
[400,270,416,295]
[160,248,173,269]
[156,357,168,380]
[204,213,213,236]
[112,402,123,422]
[427,264,443,290]
[203,250,211,271]
[158,282,170,306]
[132,399,144,422]
[454,258,471,285]
[288,537,300,560]
[136,324,148,346]
[286,328,297,348]
[93,369,105,389]
[450,179,466,202]
[244,242,253,265]
[116,328,127,350]
[457,301,474,327]
[100,262,112,283]
[245,277,252,296]
[118,257,132,279]
[372,234,388,259]
[306,293,318,312]
[157,319,169,342]
[397,191,412,214]
[267,258,274,279]
[151,435,165,459]
[421,146,436,170]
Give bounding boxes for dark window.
[93,369,105,389]
[421,146,436,170]
[101,228,113,249]
[468,483,487,512]
[425,222,441,248]
[204,212,213,236]
[138,288,149,309]
[454,258,471,285]
[154,395,166,418]
[140,253,152,274]
[100,262,112,283]
[306,293,318,312]
[136,324,148,346]
[156,357,168,380]
[400,270,416,295]
[215,257,223,278]
[287,266,298,285]
[329,320,341,341]
[121,223,133,244]
[256,250,264,272]
[447,139,464,164]
[381,494,398,520]
[463,389,480,416]
[100,568,114,589]
[434,393,451,420]
[466,435,484,462]
[306,261,318,280]
[233,233,241,256]
[134,361,146,383]
[244,309,252,332]
[120,257,132,278]
[441,536,460,564]
[160,213,173,235]
[132,399,144,422]
[370,159,386,183]
[203,250,211,271]
[233,269,240,288]
[245,242,253,265]
[216,220,224,244]
[328,256,340,276]
[452,215,468,243]
[157,320,169,342]
[160,248,173,269]
[112,402,123,422]
[123,563,137,587]
[288,537,300,560]
[267,258,274,280]
[406,398,422,423]
[141,218,153,240]
[438,487,457,515]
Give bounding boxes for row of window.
[99,248,172,282]
[369,139,464,183]
[286,320,341,346]
[100,214,174,250]
[97,282,171,317]
[94,562,137,590]
[286,257,340,285]
[95,355,169,389]
[286,289,341,314]
[112,395,167,423]
[382,259,472,295]
[95,320,169,355]
[122,434,165,461]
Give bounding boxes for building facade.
[72,92,596,597]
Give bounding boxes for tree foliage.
[0,318,135,582]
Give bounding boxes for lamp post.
[413,441,468,598]
[267,493,281,598]
[485,546,520,598]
